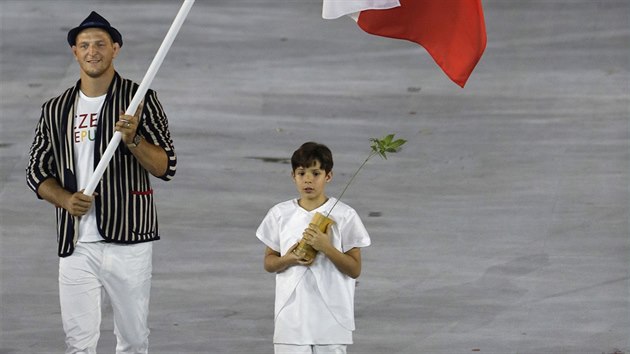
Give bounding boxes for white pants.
[274,344,347,354]
[59,242,153,354]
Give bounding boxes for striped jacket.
[26,72,177,257]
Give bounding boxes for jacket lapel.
[61,83,80,193]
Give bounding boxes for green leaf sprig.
[327,134,407,217]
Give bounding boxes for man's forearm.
[38,178,94,216]
[37,178,72,209]
[128,138,168,177]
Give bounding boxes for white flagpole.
[84,0,195,195]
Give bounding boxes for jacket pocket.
[128,190,158,240]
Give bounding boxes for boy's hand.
[303,223,332,253]
[285,242,315,266]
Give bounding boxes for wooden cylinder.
[293,212,335,262]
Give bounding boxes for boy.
[256,142,371,354]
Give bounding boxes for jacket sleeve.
[141,89,177,181]
[26,105,57,198]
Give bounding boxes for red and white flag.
[323,0,400,20]
[323,0,487,87]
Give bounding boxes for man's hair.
[291,142,333,173]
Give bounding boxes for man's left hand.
[116,103,143,144]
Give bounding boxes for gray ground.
[1,1,628,353]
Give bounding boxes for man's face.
[72,28,119,79]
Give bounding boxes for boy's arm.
[303,224,362,279]
[263,244,313,273]
[321,246,362,279]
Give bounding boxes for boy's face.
[292,160,332,205]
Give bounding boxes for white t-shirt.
[73,91,106,242]
[256,198,371,345]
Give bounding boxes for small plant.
[326,133,407,217]
[294,133,406,261]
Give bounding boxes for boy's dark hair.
[291,142,334,173]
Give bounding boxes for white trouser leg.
[274,344,347,354]
[59,243,104,354]
[275,344,313,354]
[101,242,152,354]
[313,345,347,354]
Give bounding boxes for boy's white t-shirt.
[256,198,371,345]
[73,91,106,242]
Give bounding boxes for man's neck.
[79,70,114,97]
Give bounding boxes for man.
[26,11,177,353]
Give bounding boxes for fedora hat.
[67,11,123,47]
